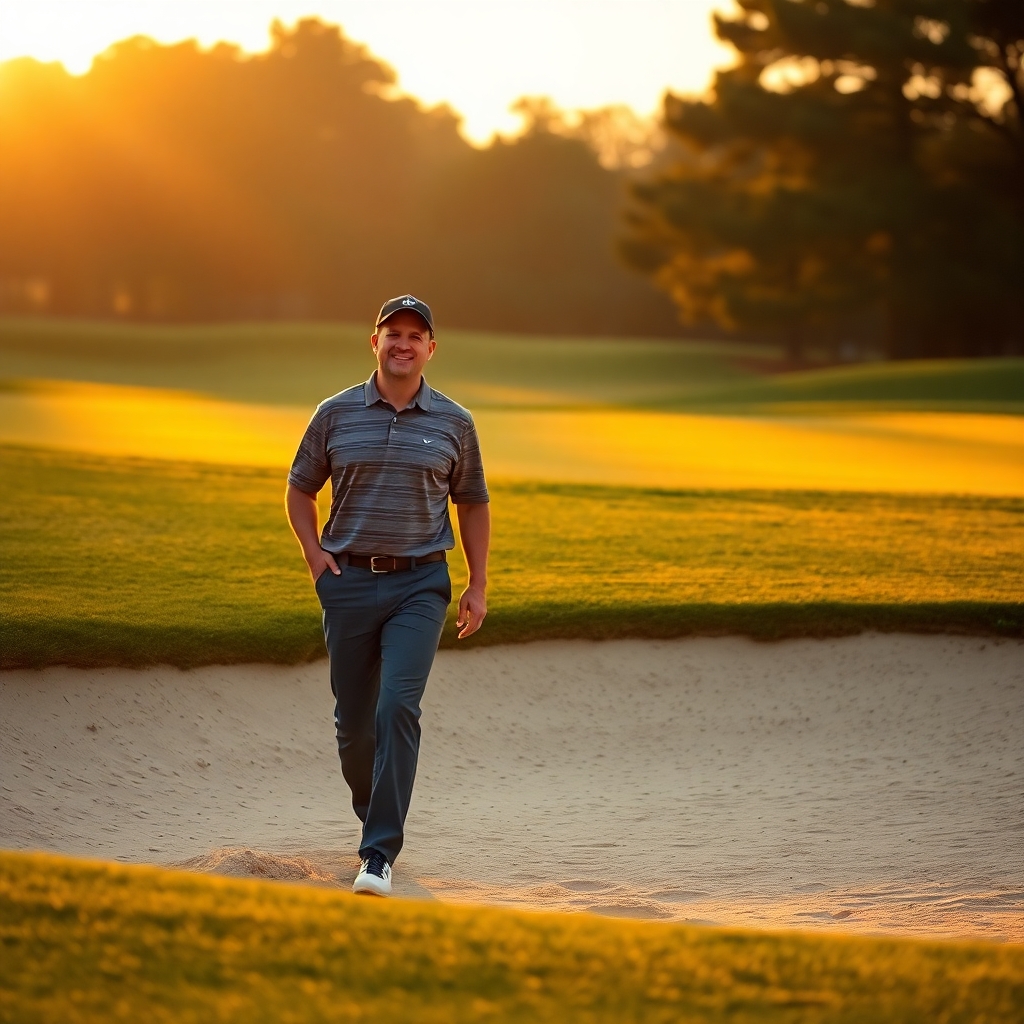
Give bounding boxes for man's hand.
[305,546,340,583]
[456,583,487,639]
[286,484,339,585]
[454,502,490,639]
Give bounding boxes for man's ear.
[370,332,379,353]
[427,339,437,360]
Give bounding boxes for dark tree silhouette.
[622,0,1023,358]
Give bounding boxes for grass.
[2,851,1022,1024]
[1,319,1020,666]
[472,407,1024,495]
[0,316,767,410]
[2,315,1020,412]
[690,357,1024,412]
[1,378,1021,494]
[2,444,1020,669]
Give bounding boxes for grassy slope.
[0,316,765,410]
[3,379,1021,497]
[2,445,1020,670]
[690,358,1024,412]
[2,851,1022,1024]
[1,319,1020,667]
[3,315,1020,412]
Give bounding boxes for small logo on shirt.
[422,438,433,444]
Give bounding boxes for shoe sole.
[352,879,391,897]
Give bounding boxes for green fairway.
[690,357,1024,413]
[3,378,1020,494]
[4,315,1020,412]
[2,444,1019,669]
[2,320,1020,669]
[2,851,1021,1023]
[0,315,766,410]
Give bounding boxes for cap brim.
[376,309,433,331]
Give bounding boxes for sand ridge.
[2,635,1021,941]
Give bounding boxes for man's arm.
[454,502,489,639]
[285,483,340,581]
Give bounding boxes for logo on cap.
[377,293,434,332]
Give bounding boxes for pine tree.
[623,0,1023,358]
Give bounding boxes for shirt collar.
[363,373,432,412]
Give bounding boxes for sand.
[2,635,1021,942]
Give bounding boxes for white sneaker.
[353,850,392,896]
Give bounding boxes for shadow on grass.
[443,601,1024,647]
[3,602,1020,671]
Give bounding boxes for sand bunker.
[2,635,1021,941]
[177,848,336,884]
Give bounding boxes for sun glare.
[0,0,737,143]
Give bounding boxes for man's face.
[371,310,436,382]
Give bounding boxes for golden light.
[0,0,738,144]
[2,379,1021,497]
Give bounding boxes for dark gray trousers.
[314,560,450,865]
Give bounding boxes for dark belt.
[342,551,446,573]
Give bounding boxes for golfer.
[285,294,490,896]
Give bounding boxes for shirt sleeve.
[449,415,490,504]
[287,406,331,495]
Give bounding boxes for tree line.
[1,4,1020,356]
[623,0,1022,358]
[0,19,679,336]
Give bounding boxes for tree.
[622,0,1023,358]
[0,19,680,335]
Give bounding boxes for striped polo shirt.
[288,373,489,558]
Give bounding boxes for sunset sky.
[0,0,738,143]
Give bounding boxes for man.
[285,294,490,896]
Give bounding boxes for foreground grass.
[2,851,1022,1024]
[1,445,1020,669]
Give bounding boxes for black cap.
[375,294,434,333]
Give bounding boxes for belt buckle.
[370,555,394,574]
